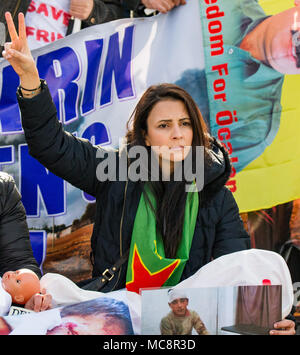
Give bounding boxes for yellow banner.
[234,0,300,212]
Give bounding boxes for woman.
[2,12,295,334]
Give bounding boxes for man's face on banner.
[265,4,300,74]
[168,298,189,317]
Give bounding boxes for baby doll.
[0,269,40,315]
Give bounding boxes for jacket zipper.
[111,178,129,291]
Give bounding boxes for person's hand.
[141,0,175,14]
[24,288,52,312]
[2,12,37,79]
[172,0,187,7]
[69,0,94,20]
[269,319,296,335]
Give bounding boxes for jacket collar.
[201,137,231,205]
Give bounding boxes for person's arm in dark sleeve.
[213,188,251,259]
[83,0,126,26]
[17,82,104,197]
[121,0,141,12]
[0,173,41,277]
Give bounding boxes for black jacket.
[17,82,250,292]
[0,0,125,56]
[0,172,41,277]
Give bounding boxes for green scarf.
[126,184,199,294]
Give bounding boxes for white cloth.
[0,277,12,316]
[8,308,62,335]
[25,0,71,50]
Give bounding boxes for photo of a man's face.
[47,313,128,335]
[0,296,134,335]
[47,297,134,335]
[168,298,189,317]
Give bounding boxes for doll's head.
[1,269,40,305]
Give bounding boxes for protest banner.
[0,0,299,276]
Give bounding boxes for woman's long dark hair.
[126,84,210,258]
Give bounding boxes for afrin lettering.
[100,25,135,106]
[81,39,104,115]
[0,25,135,132]
[26,26,64,43]
[0,65,23,134]
[37,46,80,123]
[0,24,135,215]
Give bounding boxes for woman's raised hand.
[2,12,40,89]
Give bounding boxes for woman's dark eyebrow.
[157,117,190,123]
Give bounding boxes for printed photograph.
[0,296,134,335]
[141,287,217,335]
[220,285,282,335]
[141,285,282,335]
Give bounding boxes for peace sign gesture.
[2,12,40,91]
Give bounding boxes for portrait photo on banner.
[0,296,134,335]
[141,285,282,335]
